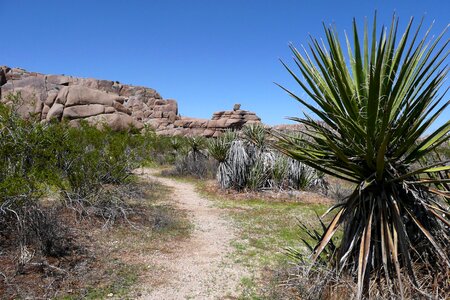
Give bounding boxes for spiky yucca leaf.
[207,131,236,162]
[227,140,251,189]
[276,14,449,298]
[242,123,267,149]
[186,136,206,153]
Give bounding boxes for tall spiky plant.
[242,123,267,150]
[275,14,449,298]
[207,131,236,188]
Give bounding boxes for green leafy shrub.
[0,94,59,209]
[56,123,142,203]
[0,95,159,212]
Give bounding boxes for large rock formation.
[0,66,261,136]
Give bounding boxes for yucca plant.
[242,123,267,150]
[247,157,269,191]
[275,14,449,298]
[271,153,290,189]
[174,136,210,178]
[227,139,252,189]
[207,131,236,188]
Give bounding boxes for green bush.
[0,95,58,209]
[0,95,159,210]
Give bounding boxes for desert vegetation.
[0,94,190,298]
[166,123,328,195]
[208,125,327,192]
[1,12,448,300]
[274,14,450,299]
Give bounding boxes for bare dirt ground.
[136,168,249,300]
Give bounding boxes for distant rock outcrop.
[0,66,261,136]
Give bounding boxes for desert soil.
[136,168,249,300]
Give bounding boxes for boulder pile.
[0,66,261,136]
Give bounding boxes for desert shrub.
[140,130,187,165]
[247,155,269,190]
[207,131,236,188]
[173,136,215,178]
[56,123,142,203]
[0,95,61,210]
[270,153,289,188]
[207,124,325,192]
[276,14,450,298]
[227,139,252,189]
[0,94,171,218]
[0,205,75,260]
[20,206,75,258]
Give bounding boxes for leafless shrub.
[0,205,76,261]
[327,182,353,202]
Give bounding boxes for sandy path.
[137,168,248,300]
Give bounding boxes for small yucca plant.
[227,139,251,189]
[207,131,236,188]
[242,123,267,150]
[275,14,449,298]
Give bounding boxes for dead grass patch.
[199,179,333,205]
[0,178,190,299]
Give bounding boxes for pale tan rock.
[203,129,216,137]
[167,111,177,123]
[34,99,44,114]
[173,119,186,127]
[55,86,69,105]
[105,106,116,114]
[113,101,131,115]
[62,104,105,119]
[154,103,177,113]
[85,113,144,131]
[0,65,264,136]
[68,119,81,128]
[115,96,125,104]
[133,110,144,121]
[150,111,163,118]
[46,75,71,85]
[146,118,164,129]
[244,114,260,121]
[225,118,245,127]
[143,110,152,118]
[42,105,50,119]
[213,119,228,128]
[46,103,64,120]
[189,119,208,128]
[64,86,122,107]
[45,90,59,106]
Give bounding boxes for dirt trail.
[137,168,248,300]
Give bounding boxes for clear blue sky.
[1,0,448,127]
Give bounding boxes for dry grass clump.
[278,261,450,300]
[0,179,186,299]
